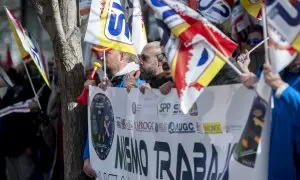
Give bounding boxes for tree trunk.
[29,0,86,179]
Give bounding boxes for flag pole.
[103,50,107,78]
[247,37,269,55]
[22,60,42,110]
[262,4,270,65]
[203,39,243,75]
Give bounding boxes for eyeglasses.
[247,38,263,46]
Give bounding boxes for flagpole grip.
[76,62,102,106]
[247,37,269,55]
[22,60,42,110]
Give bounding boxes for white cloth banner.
[88,84,270,180]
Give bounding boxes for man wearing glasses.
[138,41,173,94]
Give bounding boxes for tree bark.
[29,0,86,179]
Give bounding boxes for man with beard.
[138,41,173,94]
[139,41,172,87]
[241,55,300,179]
[237,25,265,74]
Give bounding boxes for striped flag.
[266,0,300,52]
[146,0,237,113]
[5,7,50,87]
[125,0,147,54]
[85,0,136,54]
[240,0,262,20]
[0,99,34,118]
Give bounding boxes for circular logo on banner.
[90,93,115,160]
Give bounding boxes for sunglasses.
[247,38,263,46]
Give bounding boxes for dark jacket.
[0,69,50,157]
[209,64,241,86]
[149,71,173,88]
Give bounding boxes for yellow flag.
[5,7,50,87]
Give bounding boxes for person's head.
[139,41,166,80]
[247,25,263,50]
[103,49,130,76]
[247,25,265,72]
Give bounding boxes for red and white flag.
[145,0,237,113]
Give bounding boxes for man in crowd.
[138,41,173,94]
[237,25,265,74]
[82,49,145,178]
[240,54,300,179]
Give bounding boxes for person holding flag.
[82,47,145,178]
[144,0,241,113]
[241,53,300,179]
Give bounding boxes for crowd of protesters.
[0,19,299,180]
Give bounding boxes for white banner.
[88,85,270,180]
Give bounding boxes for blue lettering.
[30,46,42,67]
[198,0,230,18]
[108,2,130,39]
[212,4,230,18]
[112,2,122,10]
[268,1,300,26]
[198,0,217,11]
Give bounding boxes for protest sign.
[88,85,270,180]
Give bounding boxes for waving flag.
[85,0,136,54]
[125,0,147,54]
[266,0,300,52]
[256,26,297,103]
[146,0,237,113]
[0,99,34,118]
[241,0,262,20]
[5,7,50,87]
